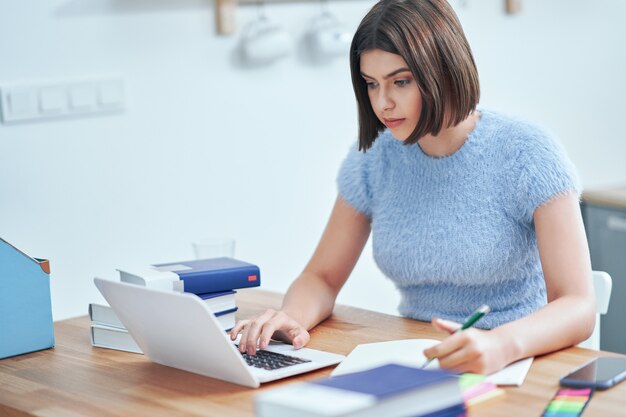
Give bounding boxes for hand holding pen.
[421,305,491,369]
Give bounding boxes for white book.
[88,303,124,329]
[90,324,142,354]
[117,267,183,292]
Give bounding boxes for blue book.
[151,257,260,294]
[255,364,464,417]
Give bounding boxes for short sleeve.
[337,144,373,217]
[516,128,582,222]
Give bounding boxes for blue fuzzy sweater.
[337,110,581,329]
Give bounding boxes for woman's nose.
[378,89,394,112]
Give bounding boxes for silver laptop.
[94,278,344,388]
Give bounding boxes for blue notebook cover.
[152,257,260,294]
[313,364,457,399]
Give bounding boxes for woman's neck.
[417,111,480,157]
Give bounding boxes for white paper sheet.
[485,357,533,386]
[331,339,533,386]
[330,339,440,377]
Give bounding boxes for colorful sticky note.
[542,388,592,417]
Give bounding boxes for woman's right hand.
[228,197,368,356]
[229,309,311,356]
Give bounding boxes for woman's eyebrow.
[360,67,411,80]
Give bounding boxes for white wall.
[1,0,625,321]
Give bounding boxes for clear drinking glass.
[192,237,236,260]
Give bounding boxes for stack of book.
[90,257,260,354]
[89,302,142,354]
[255,364,466,417]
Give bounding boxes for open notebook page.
[330,339,533,386]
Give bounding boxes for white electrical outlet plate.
[0,77,125,124]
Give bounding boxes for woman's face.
[360,49,421,141]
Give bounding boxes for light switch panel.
[5,89,38,120]
[70,84,97,110]
[98,80,124,107]
[39,87,66,114]
[0,76,125,124]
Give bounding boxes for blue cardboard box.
[0,237,54,359]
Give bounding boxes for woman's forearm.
[494,295,596,364]
[281,271,341,331]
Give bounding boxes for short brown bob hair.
[350,0,480,150]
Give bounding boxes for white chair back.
[578,271,612,350]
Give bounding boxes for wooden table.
[583,185,626,211]
[1,289,625,417]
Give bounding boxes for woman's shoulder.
[343,129,397,161]
[480,110,580,219]
[480,109,563,156]
[481,109,552,139]
[337,130,395,217]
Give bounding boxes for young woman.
[231,0,595,374]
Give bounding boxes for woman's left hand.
[423,318,511,374]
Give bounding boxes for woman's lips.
[383,118,405,128]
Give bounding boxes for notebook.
[93,278,344,388]
[331,339,533,386]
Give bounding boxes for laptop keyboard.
[240,349,312,371]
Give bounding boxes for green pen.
[421,304,491,369]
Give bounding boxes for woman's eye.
[395,79,411,87]
[365,82,378,89]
